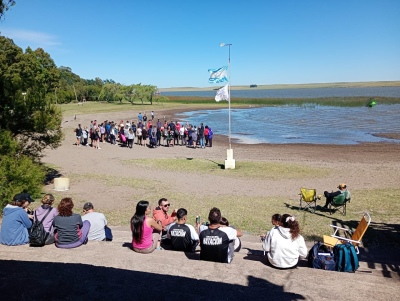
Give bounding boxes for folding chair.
[328,191,350,216]
[299,188,321,213]
[323,212,371,254]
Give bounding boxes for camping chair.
[323,212,371,254]
[328,191,350,216]
[299,188,321,213]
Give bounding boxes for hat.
[83,202,94,211]
[13,193,34,203]
[338,183,347,189]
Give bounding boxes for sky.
[1,0,399,88]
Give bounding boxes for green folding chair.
[329,191,350,216]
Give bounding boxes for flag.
[215,84,229,102]
[208,66,228,84]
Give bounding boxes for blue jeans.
[199,137,205,147]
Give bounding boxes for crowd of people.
[0,185,349,268]
[74,112,214,149]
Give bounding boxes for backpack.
[307,241,336,271]
[333,243,359,272]
[29,208,53,247]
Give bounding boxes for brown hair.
[281,214,300,240]
[11,200,25,207]
[41,194,55,205]
[58,198,74,217]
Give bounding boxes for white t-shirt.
[82,212,107,241]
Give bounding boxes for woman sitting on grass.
[131,200,162,253]
[263,214,307,269]
[53,198,90,249]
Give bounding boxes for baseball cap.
[13,193,34,203]
[83,202,94,211]
[338,183,347,189]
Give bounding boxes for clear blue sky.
[1,0,399,88]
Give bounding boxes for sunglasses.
[163,204,171,207]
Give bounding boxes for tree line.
[0,33,162,209]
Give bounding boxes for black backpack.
[29,208,52,247]
[307,241,336,271]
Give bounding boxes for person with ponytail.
[131,200,162,253]
[33,194,58,245]
[262,214,307,269]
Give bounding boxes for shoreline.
[159,80,400,92]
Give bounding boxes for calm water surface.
[163,86,400,98]
[176,104,400,145]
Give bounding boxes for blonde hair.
[41,194,55,205]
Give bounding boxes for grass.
[125,158,331,180]
[35,162,400,248]
[57,95,400,117]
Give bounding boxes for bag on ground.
[307,241,336,271]
[333,243,359,272]
[29,208,52,247]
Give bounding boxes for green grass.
[125,158,331,180]
[57,95,400,117]
[38,165,399,248]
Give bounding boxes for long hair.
[131,200,149,244]
[58,198,74,217]
[281,214,300,240]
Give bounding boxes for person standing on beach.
[151,111,154,121]
[138,112,143,124]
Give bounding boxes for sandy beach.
[42,106,400,219]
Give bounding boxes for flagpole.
[220,43,235,169]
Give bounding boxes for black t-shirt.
[199,227,230,263]
[169,223,193,252]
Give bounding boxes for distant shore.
[159,80,400,92]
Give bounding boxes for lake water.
[163,86,400,98]
[176,104,400,145]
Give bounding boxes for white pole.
[220,43,235,169]
[228,44,231,150]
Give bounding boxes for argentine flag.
[208,66,228,84]
[215,84,229,102]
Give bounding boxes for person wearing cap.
[0,193,34,246]
[81,202,109,241]
[323,183,351,208]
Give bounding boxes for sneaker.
[156,247,164,250]
[97,147,101,150]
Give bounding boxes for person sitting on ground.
[0,193,34,246]
[131,200,163,253]
[323,183,351,208]
[263,214,307,269]
[81,202,110,241]
[152,198,177,237]
[261,213,281,242]
[219,216,243,252]
[33,194,59,245]
[198,207,238,263]
[167,208,199,252]
[53,198,90,249]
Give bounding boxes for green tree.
[131,84,157,105]
[0,35,63,159]
[0,0,15,19]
